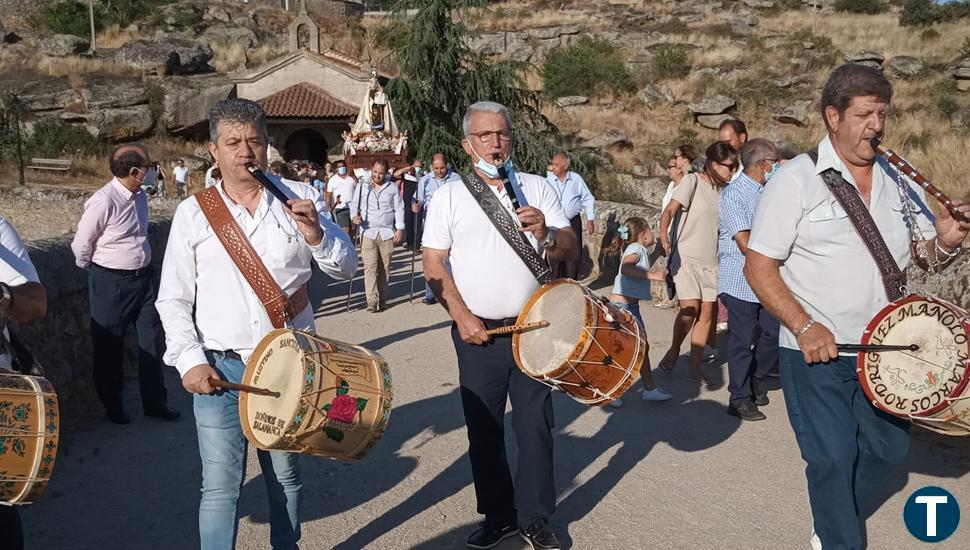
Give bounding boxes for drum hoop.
[239,328,292,450]
[857,294,970,418]
[512,279,597,379]
[3,375,49,504]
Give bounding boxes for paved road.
[23,250,969,549]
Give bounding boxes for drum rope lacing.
[288,352,392,435]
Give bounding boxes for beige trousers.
[361,236,394,308]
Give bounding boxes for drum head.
[243,331,306,448]
[517,281,587,376]
[859,296,970,419]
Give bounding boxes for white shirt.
[156,177,357,377]
[204,166,219,188]
[661,180,676,212]
[545,170,595,220]
[173,166,189,184]
[326,174,357,211]
[423,170,570,319]
[0,216,39,371]
[748,135,936,352]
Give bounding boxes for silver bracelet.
[794,318,816,337]
[935,238,962,260]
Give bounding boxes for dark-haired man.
[72,144,179,424]
[745,64,970,549]
[349,158,404,312]
[719,119,749,183]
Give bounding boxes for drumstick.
[209,378,281,398]
[486,321,550,336]
[837,343,919,353]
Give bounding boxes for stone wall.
[10,219,172,418]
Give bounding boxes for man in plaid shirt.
[717,138,781,421]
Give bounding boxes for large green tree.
[377,0,560,174]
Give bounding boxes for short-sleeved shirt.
[748,135,937,351]
[327,175,357,210]
[717,172,764,303]
[0,215,39,371]
[612,242,653,300]
[670,173,721,267]
[173,166,189,184]
[422,170,570,320]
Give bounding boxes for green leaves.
[336,380,350,396]
[324,427,344,442]
[541,36,635,99]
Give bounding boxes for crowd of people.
[3,62,969,550]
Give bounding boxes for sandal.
[658,355,675,376]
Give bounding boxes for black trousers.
[451,323,556,528]
[402,180,420,249]
[89,265,168,413]
[0,505,23,550]
[549,215,582,280]
[720,293,779,407]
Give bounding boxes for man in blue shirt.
[414,153,461,304]
[717,138,781,421]
[546,152,595,280]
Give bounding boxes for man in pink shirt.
[71,144,179,424]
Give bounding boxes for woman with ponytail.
[604,217,672,407]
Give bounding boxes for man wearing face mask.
[327,159,357,235]
[71,144,179,424]
[423,102,578,550]
[716,138,780,422]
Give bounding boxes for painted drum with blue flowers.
[0,371,59,505]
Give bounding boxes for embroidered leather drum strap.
[808,150,906,301]
[461,171,552,285]
[196,186,309,328]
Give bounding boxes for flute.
[870,137,970,223]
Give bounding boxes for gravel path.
[21,251,970,549]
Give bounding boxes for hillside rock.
[0,73,79,112]
[468,32,506,55]
[160,74,234,133]
[578,128,631,150]
[887,56,924,79]
[89,105,154,140]
[958,80,970,93]
[688,94,737,115]
[845,50,884,69]
[772,100,813,127]
[201,25,259,48]
[115,38,213,75]
[696,113,737,130]
[637,84,674,107]
[80,75,146,109]
[204,5,232,23]
[719,12,759,36]
[39,34,89,57]
[952,109,970,131]
[555,96,588,107]
[741,0,774,7]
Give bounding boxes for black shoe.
[728,401,766,421]
[421,297,437,305]
[754,390,770,406]
[106,409,131,425]
[466,521,518,549]
[144,406,181,421]
[520,519,560,550]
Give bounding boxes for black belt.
[93,263,153,277]
[478,317,519,330]
[205,349,242,362]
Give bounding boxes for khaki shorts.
[672,262,718,302]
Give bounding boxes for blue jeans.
[194,352,302,550]
[610,300,644,329]
[779,348,909,550]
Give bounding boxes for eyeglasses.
[667,165,678,170]
[717,161,738,172]
[468,130,512,143]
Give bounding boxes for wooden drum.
[0,371,59,505]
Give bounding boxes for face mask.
[415,167,424,175]
[468,140,512,179]
[338,166,348,175]
[136,167,157,188]
[764,161,780,183]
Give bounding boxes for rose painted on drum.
[327,394,358,423]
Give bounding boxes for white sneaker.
[810,529,822,550]
[703,346,718,363]
[608,397,624,408]
[641,387,672,401]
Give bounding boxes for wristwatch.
[0,283,12,315]
[539,227,558,249]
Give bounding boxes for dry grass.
[35,55,140,78]
[211,42,248,73]
[96,25,134,49]
[468,1,602,31]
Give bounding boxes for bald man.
[546,151,595,280]
[72,144,179,424]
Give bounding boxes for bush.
[961,37,970,59]
[39,1,101,36]
[834,0,885,14]
[919,28,941,41]
[27,118,101,158]
[650,44,691,80]
[900,0,941,25]
[541,36,635,99]
[938,95,959,119]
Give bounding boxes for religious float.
[343,72,409,171]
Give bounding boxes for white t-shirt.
[327,175,357,210]
[423,170,570,319]
[204,166,219,188]
[173,166,189,184]
[748,135,936,352]
[0,215,40,371]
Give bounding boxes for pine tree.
[378,0,560,174]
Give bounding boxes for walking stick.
[346,182,364,312]
[345,228,359,312]
[409,208,419,304]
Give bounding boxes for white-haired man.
[546,151,595,280]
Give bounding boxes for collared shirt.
[348,179,405,241]
[423,170,571,319]
[156,177,357,377]
[545,170,595,220]
[416,171,461,206]
[749,135,937,351]
[173,166,189,184]
[71,178,151,270]
[204,166,219,188]
[718,172,764,303]
[0,216,39,371]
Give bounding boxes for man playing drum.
[155,99,357,550]
[745,64,970,549]
[422,101,578,550]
